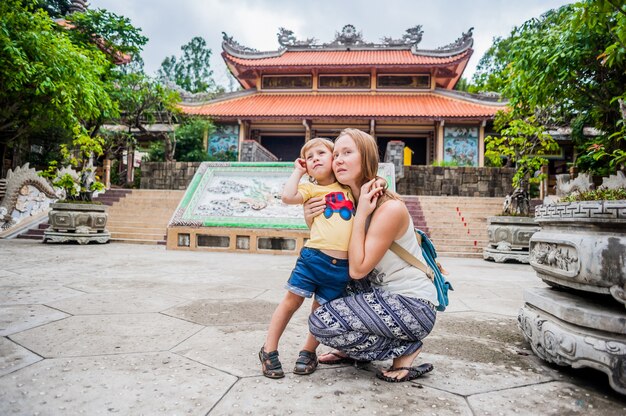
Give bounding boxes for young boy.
[259,138,355,379]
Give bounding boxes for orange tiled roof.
[223,49,471,68]
[180,92,504,120]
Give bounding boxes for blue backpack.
[390,228,453,312]
[416,229,453,312]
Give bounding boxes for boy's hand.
[294,158,307,174]
[373,176,388,198]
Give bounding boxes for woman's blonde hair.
[300,137,334,159]
[336,128,401,204]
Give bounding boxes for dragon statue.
[0,164,60,232]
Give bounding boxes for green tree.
[111,67,181,162]
[158,36,215,93]
[174,118,215,161]
[472,0,626,175]
[0,0,113,145]
[485,113,559,190]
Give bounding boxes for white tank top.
[368,216,439,305]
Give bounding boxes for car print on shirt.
[323,192,355,221]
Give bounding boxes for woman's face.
[332,134,362,186]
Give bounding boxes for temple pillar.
[126,146,134,184]
[436,120,445,162]
[303,119,311,142]
[104,159,111,190]
[479,120,486,167]
[237,119,249,161]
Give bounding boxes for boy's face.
[304,144,333,179]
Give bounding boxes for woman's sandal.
[259,346,285,379]
[318,350,371,365]
[293,350,318,375]
[375,363,433,383]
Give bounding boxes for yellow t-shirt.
[298,182,355,251]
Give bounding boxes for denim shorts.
[285,247,350,304]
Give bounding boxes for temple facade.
[181,25,507,166]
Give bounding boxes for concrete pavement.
[1,239,625,415]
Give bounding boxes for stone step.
[110,231,165,240]
[110,237,165,245]
[107,226,166,234]
[108,222,170,229]
[107,208,177,215]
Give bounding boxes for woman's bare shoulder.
[376,198,407,216]
[372,199,408,228]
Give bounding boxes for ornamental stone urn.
[519,196,626,395]
[529,200,626,304]
[43,202,110,244]
[483,216,539,263]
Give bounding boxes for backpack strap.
[390,239,435,281]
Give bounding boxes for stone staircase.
[403,196,429,235]
[106,189,184,245]
[404,195,503,258]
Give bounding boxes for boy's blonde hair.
[300,137,334,159]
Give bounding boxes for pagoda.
[181,25,506,166]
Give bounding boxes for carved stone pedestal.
[531,201,626,306]
[43,203,110,244]
[483,216,539,263]
[519,287,626,395]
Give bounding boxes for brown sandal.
[259,346,284,379]
[293,350,318,375]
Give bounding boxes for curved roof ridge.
[433,88,508,106]
[221,25,474,60]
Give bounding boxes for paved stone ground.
[1,239,625,415]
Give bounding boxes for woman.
[306,128,438,383]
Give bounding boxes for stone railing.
[396,166,515,197]
[240,140,279,162]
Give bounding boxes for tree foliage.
[485,112,559,190]
[158,36,216,93]
[66,8,148,59]
[174,118,215,162]
[0,0,113,143]
[472,0,626,175]
[111,64,181,161]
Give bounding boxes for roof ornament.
[381,25,423,46]
[330,24,368,46]
[438,27,474,50]
[277,28,316,47]
[69,0,88,13]
[222,32,259,53]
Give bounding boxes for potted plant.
[483,113,557,262]
[42,126,110,244]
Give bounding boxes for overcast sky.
[94,0,573,89]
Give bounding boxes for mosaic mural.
[169,162,396,229]
[443,127,479,166]
[208,124,239,157]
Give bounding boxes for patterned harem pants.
[308,280,437,361]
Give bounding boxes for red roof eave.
[180,92,505,121]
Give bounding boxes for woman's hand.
[303,196,325,228]
[357,178,384,217]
